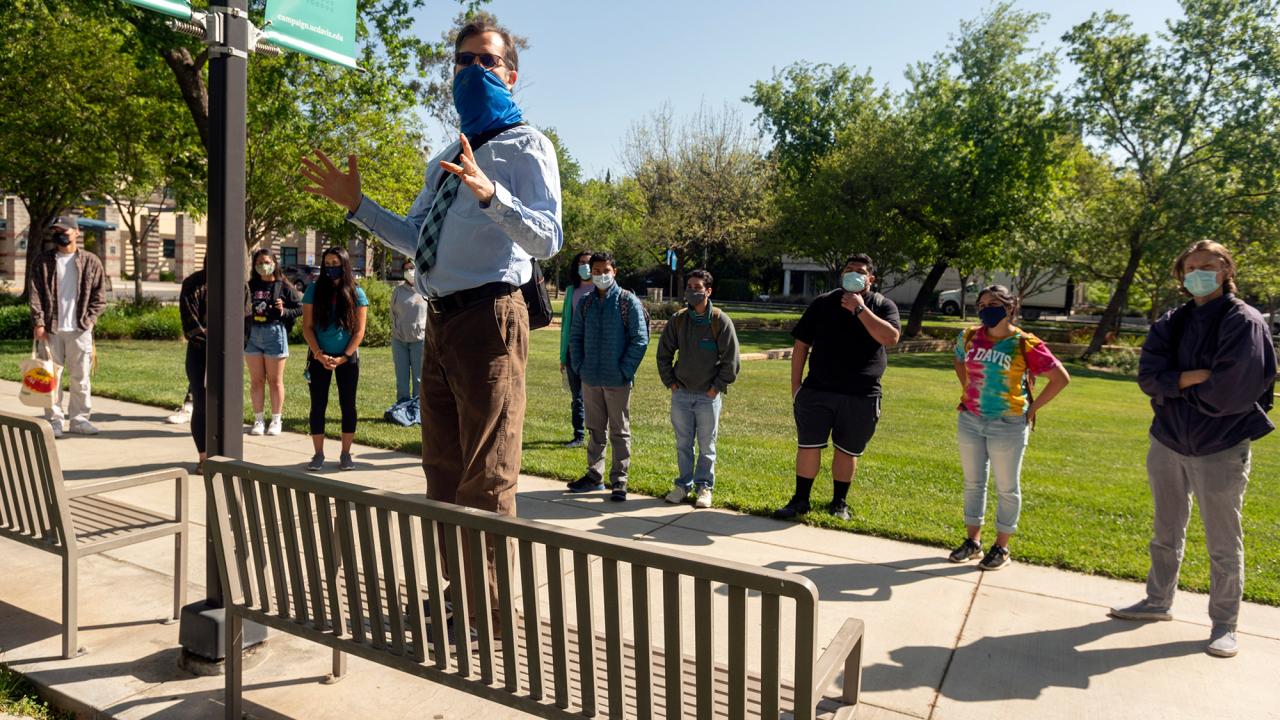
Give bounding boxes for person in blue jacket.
[567,251,649,500]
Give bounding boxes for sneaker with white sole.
[339,453,355,471]
[664,485,691,504]
[69,420,99,436]
[1206,624,1238,658]
[978,544,1011,571]
[1108,599,1173,622]
[49,419,65,438]
[266,417,283,435]
[249,420,265,436]
[694,486,713,509]
[306,454,325,471]
[165,407,191,424]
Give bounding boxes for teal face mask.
[841,272,868,293]
[1183,269,1222,297]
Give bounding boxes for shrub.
[159,270,176,282]
[0,305,32,339]
[641,300,683,321]
[116,296,165,316]
[132,306,183,340]
[357,278,392,348]
[93,305,136,339]
[1085,348,1139,374]
[715,278,754,302]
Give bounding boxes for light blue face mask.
[841,271,868,293]
[592,273,615,290]
[577,264,591,281]
[452,64,524,137]
[1183,269,1222,298]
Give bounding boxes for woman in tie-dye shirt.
[947,285,1071,570]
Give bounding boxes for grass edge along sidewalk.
[0,336,1276,606]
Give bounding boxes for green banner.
[119,0,192,20]
[263,0,358,69]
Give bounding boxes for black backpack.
[434,121,552,330]
[1166,295,1274,413]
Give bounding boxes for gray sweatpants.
[582,383,632,484]
[1145,436,1250,628]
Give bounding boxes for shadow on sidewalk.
[761,558,974,603]
[861,619,1204,701]
[61,461,193,482]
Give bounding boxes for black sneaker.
[978,544,1011,571]
[567,475,605,493]
[610,480,628,502]
[563,437,584,449]
[948,538,983,563]
[828,500,851,521]
[772,496,811,520]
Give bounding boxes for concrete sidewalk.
[0,380,1277,719]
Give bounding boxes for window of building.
[163,239,175,259]
[280,246,298,267]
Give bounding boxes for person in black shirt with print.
[774,253,901,521]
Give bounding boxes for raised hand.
[440,134,496,204]
[301,150,362,214]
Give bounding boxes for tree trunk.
[20,206,60,301]
[1084,238,1143,358]
[905,258,950,338]
[162,47,210,153]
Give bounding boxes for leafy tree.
[0,0,135,294]
[1063,0,1280,355]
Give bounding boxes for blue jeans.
[566,365,585,440]
[671,389,722,490]
[391,338,424,402]
[957,410,1029,534]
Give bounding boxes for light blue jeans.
[957,410,1029,534]
[671,389,722,490]
[391,338,424,402]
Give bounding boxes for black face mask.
[685,290,707,308]
[324,267,343,281]
[52,231,72,247]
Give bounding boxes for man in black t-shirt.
[774,253,901,521]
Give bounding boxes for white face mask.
[591,273,615,290]
[403,268,416,283]
[256,263,275,276]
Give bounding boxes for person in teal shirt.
[559,250,594,448]
[302,247,368,471]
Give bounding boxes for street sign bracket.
[207,4,247,18]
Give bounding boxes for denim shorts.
[245,322,289,359]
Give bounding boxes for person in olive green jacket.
[559,250,594,448]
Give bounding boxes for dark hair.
[843,253,875,275]
[976,284,1019,319]
[251,248,280,281]
[686,269,714,288]
[589,252,615,270]
[455,20,519,72]
[1173,239,1237,295]
[313,247,358,333]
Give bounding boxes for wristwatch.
[343,352,354,362]
[853,305,865,317]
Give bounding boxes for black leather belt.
[429,281,518,315]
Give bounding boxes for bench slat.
[573,550,597,716]
[695,577,714,720]
[377,508,405,656]
[761,592,781,718]
[632,564,653,720]
[316,495,345,637]
[518,539,544,701]
[298,492,328,631]
[399,514,428,662]
[335,500,365,643]
[240,475,274,614]
[664,570,683,720]
[259,482,291,618]
[444,524,471,677]
[277,486,310,625]
[495,535,518,692]
[603,557,624,719]
[467,527,495,685]
[728,585,747,719]
[356,504,386,650]
[546,546,569,709]
[223,474,254,608]
[421,517,450,669]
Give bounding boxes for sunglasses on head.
[455,51,505,69]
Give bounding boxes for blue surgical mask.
[978,305,1008,328]
[592,273,615,291]
[1183,269,1222,298]
[452,64,524,137]
[324,267,343,281]
[577,264,591,281]
[841,272,868,293]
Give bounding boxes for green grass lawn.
[2,334,1276,605]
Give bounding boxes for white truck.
[936,273,1081,320]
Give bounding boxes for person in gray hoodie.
[657,270,740,508]
[390,258,428,403]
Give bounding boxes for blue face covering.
[841,272,868,293]
[577,264,591,281]
[978,305,1008,328]
[1183,269,1222,298]
[452,64,524,137]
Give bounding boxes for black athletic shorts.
[793,387,881,456]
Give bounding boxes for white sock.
[254,412,264,423]
[271,414,282,423]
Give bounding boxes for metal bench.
[0,410,189,658]
[206,458,864,719]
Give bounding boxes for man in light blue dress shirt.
[301,19,562,525]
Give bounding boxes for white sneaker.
[69,420,99,436]
[665,486,690,504]
[694,486,713,509]
[165,401,193,424]
[249,420,265,436]
[266,417,282,435]
[49,419,65,438]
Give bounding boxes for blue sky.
[411,0,1184,178]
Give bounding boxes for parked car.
[281,264,320,292]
